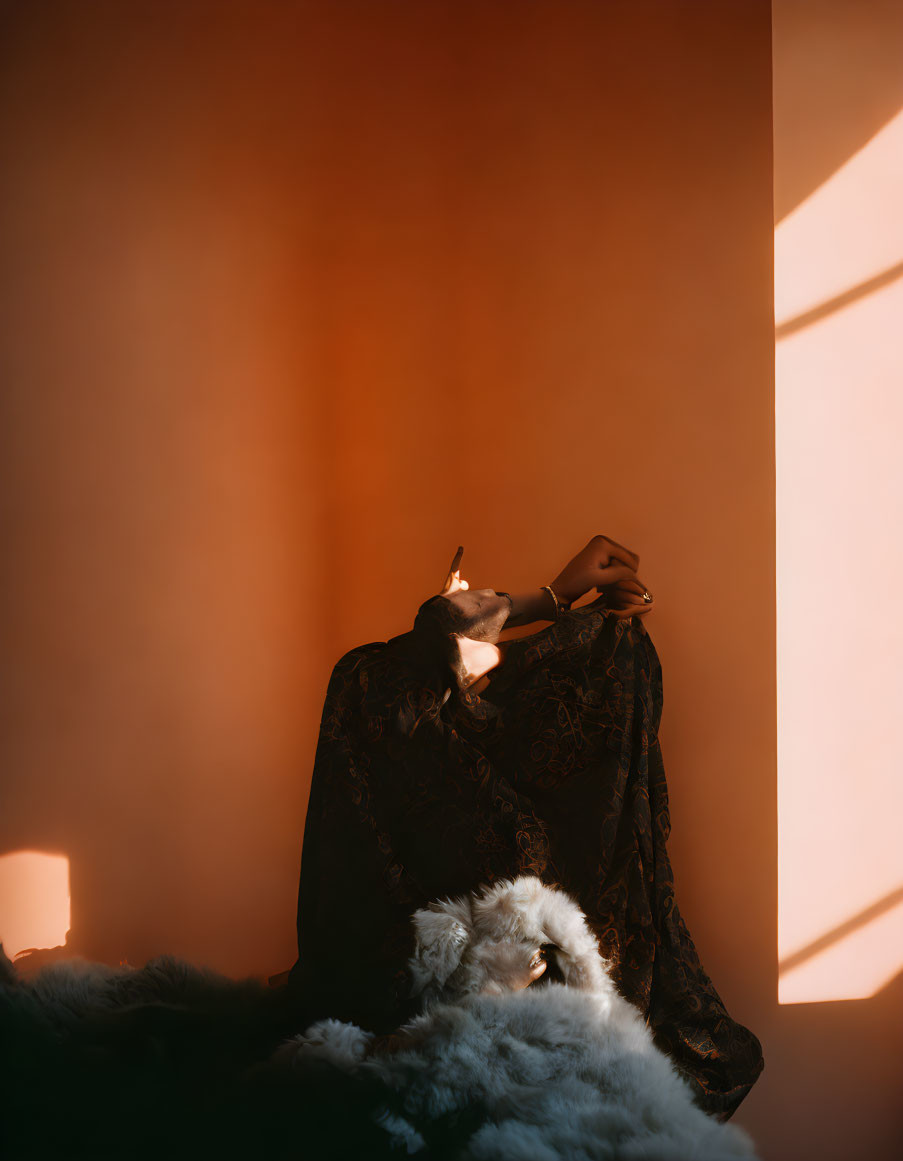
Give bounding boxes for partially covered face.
[443,587,512,643]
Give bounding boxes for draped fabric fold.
[289,603,764,1119]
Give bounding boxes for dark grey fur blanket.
[0,947,385,1160]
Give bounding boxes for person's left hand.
[598,576,655,620]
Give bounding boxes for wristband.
[540,585,570,620]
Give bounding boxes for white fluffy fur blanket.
[1,877,759,1160]
[286,876,759,1160]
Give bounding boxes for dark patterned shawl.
[289,601,764,1119]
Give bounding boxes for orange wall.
[1,0,778,1146]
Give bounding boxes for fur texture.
[289,876,760,1160]
[0,947,387,1159]
[1,878,761,1159]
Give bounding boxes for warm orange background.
[0,2,895,1158]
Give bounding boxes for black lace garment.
[289,601,764,1119]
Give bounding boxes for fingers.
[445,570,469,594]
[614,578,646,596]
[589,534,639,571]
[613,578,652,598]
[596,563,638,588]
[605,537,640,569]
[604,576,654,616]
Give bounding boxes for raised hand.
[435,538,654,633]
[550,535,654,620]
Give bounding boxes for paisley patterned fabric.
[289,601,764,1119]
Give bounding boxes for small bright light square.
[0,851,71,959]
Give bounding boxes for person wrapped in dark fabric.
[287,535,764,1121]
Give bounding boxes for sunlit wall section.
[776,110,903,1004]
[0,851,70,958]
